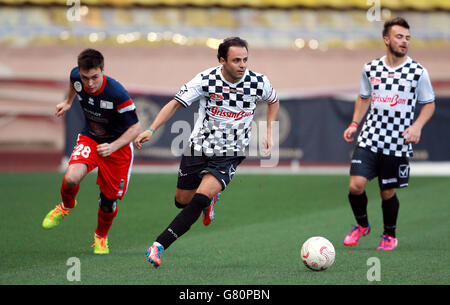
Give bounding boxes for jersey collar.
[381,55,411,71]
[218,66,248,86]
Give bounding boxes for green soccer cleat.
[92,235,109,255]
[42,201,77,230]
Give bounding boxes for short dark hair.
[383,17,410,37]
[217,37,248,62]
[77,48,104,70]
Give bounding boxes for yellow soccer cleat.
[92,235,109,255]
[42,201,77,230]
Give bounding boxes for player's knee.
[380,189,396,201]
[64,164,87,186]
[174,198,187,209]
[99,192,117,213]
[180,193,210,213]
[349,181,365,195]
[192,193,212,210]
[175,190,195,206]
[64,174,80,187]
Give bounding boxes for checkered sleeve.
[359,66,371,98]
[260,75,278,104]
[174,72,204,108]
[416,68,435,104]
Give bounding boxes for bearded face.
[384,25,410,58]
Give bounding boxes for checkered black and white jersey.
[358,56,435,157]
[174,66,278,155]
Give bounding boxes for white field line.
[131,162,450,176]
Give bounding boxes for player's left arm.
[264,100,280,153]
[402,68,435,144]
[261,76,280,153]
[402,101,435,144]
[97,121,141,157]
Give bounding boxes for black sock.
[348,191,369,227]
[156,193,211,250]
[382,194,399,237]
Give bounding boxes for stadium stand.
[0,4,448,49]
[0,0,449,9]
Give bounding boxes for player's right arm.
[56,81,77,117]
[343,96,371,143]
[134,99,183,149]
[344,65,372,143]
[135,71,204,149]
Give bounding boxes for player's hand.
[402,125,421,144]
[55,100,71,117]
[343,126,357,143]
[134,129,153,150]
[97,143,116,157]
[262,136,272,156]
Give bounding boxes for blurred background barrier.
[0,0,448,171]
[65,90,450,164]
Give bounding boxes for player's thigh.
[378,155,410,191]
[176,154,205,194]
[97,144,133,200]
[64,163,89,186]
[196,173,223,199]
[67,134,98,184]
[175,188,197,204]
[349,147,377,193]
[200,155,245,195]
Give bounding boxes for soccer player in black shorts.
[343,17,435,250]
[135,37,279,267]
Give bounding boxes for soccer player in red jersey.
[42,49,141,254]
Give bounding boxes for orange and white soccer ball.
[301,236,335,271]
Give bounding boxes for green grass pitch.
[0,172,449,285]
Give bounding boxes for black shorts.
[177,149,245,191]
[350,146,410,190]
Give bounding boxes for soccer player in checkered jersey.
[42,49,141,254]
[134,37,279,267]
[343,17,435,250]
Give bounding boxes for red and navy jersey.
[70,67,139,144]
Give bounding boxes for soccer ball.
[301,236,335,271]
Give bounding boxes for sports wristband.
[348,122,359,128]
[147,128,155,133]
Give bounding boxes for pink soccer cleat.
[145,242,164,268]
[377,235,398,251]
[202,193,221,226]
[343,224,371,247]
